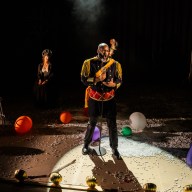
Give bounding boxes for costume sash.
[95,58,115,77]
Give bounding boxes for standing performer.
[34,49,55,108]
[80,40,122,159]
[83,39,118,116]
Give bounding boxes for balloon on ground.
[121,126,132,136]
[92,126,100,142]
[14,116,32,134]
[60,111,72,124]
[186,143,192,167]
[129,112,146,131]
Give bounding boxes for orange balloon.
[60,112,72,124]
[14,116,32,134]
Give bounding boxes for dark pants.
[84,97,118,149]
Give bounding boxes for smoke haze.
[72,0,104,24]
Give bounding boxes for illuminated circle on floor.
[48,136,192,192]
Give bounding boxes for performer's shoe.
[112,148,122,160]
[82,146,91,155]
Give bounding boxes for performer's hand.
[102,78,116,87]
[42,80,48,85]
[95,72,106,83]
[100,72,106,81]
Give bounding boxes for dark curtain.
[1,0,192,96]
[112,0,192,84]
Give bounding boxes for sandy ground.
[0,83,192,191]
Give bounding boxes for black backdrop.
[1,0,192,96]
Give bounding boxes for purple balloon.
[92,126,100,142]
[186,143,192,167]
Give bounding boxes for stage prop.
[129,112,147,132]
[14,115,32,134]
[60,111,72,124]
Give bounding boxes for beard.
[98,53,109,63]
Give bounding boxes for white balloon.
[129,112,146,131]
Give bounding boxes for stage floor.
[51,136,192,192]
[0,83,192,191]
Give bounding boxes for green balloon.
[121,126,132,136]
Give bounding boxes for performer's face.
[98,45,110,62]
[43,55,49,62]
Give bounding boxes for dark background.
[0,2,191,192]
[1,0,192,97]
